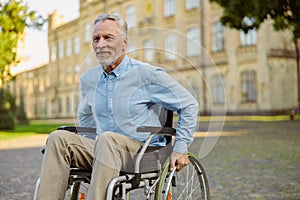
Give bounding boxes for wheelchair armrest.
[57,126,97,139]
[58,126,96,133]
[134,126,176,173]
[136,126,176,136]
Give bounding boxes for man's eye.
[93,37,100,42]
[105,36,114,41]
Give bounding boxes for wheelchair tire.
[155,152,210,200]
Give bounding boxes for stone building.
[10,0,298,119]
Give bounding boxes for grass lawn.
[1,115,298,141]
[0,121,74,140]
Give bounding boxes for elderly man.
[36,14,198,200]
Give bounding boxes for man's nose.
[97,37,107,48]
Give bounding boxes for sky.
[14,0,79,73]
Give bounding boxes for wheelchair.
[34,110,210,200]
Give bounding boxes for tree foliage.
[210,0,300,38]
[211,0,300,111]
[0,0,45,86]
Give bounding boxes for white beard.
[96,48,122,70]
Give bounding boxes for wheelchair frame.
[34,110,210,200]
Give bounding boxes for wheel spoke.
[156,154,209,200]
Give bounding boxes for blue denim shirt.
[78,56,198,154]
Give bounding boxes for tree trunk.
[294,38,300,114]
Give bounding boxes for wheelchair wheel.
[155,153,210,200]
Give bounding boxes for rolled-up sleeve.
[150,68,199,154]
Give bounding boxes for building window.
[58,41,64,59]
[143,40,154,62]
[211,74,225,104]
[164,0,175,17]
[84,22,91,43]
[58,97,62,114]
[126,6,136,29]
[186,0,199,10]
[186,27,201,57]
[51,99,56,114]
[241,70,256,103]
[50,44,56,62]
[66,39,72,57]
[39,77,45,93]
[240,29,257,46]
[165,34,177,61]
[212,22,225,52]
[240,17,257,46]
[44,101,48,115]
[74,64,81,73]
[74,36,80,54]
[66,95,71,115]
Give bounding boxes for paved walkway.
[0,134,48,150]
[0,120,299,199]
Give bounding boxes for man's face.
[92,20,127,68]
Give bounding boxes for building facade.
[10,0,298,119]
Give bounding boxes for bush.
[0,112,14,129]
[0,88,15,130]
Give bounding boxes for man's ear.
[123,37,128,51]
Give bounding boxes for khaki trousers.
[36,130,143,200]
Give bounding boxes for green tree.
[210,0,300,112]
[0,0,45,86]
[0,0,45,129]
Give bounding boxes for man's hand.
[170,152,190,171]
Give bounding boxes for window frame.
[74,36,80,55]
[143,39,154,62]
[186,27,201,57]
[241,70,257,103]
[212,74,225,104]
[165,34,177,61]
[126,6,136,29]
[212,22,225,52]
[164,0,175,17]
[186,0,199,10]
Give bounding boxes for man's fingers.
[176,158,189,171]
[170,160,176,171]
[169,152,190,171]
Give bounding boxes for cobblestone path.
[0,120,299,200]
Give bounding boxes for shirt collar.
[100,55,129,78]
